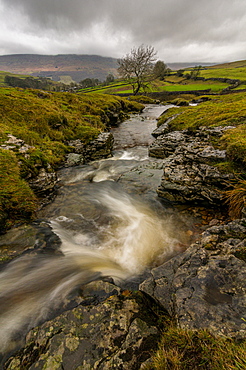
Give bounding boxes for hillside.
[0,54,218,84]
[0,54,119,83]
[207,59,246,69]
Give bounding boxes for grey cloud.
[1,0,246,62]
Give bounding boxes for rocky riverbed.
[1,105,246,369]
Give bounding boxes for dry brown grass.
[224,178,246,219]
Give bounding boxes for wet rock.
[64,153,84,167]
[0,225,37,264]
[66,132,114,165]
[140,218,246,338]
[83,132,114,162]
[4,292,161,370]
[151,126,234,205]
[151,114,180,138]
[149,131,188,158]
[28,166,58,197]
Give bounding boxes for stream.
[0,104,191,356]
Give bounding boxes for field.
[77,59,246,94]
[78,77,230,94]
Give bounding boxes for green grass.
[145,327,246,370]
[0,87,143,231]
[152,80,228,93]
[200,60,246,81]
[78,76,229,95]
[0,88,142,165]
[201,67,246,81]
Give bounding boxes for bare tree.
[117,45,157,94]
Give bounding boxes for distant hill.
[206,59,246,69]
[0,54,119,83]
[166,62,215,70]
[0,54,219,83]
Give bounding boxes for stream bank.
[1,104,245,369]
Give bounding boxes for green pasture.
[201,67,246,81]
[79,78,229,94]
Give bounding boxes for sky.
[0,0,246,63]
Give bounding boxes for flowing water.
[0,104,189,355]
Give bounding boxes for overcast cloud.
[0,0,245,63]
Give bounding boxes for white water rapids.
[0,105,187,355]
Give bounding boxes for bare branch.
[117,44,157,94]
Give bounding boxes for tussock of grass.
[224,178,246,219]
[159,93,246,130]
[145,327,246,370]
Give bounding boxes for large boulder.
[156,151,231,205]
[140,218,246,338]
[4,288,161,370]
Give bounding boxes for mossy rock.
[171,98,189,106]
[128,95,157,104]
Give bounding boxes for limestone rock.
[67,132,114,165]
[83,132,114,162]
[140,219,246,338]
[156,152,231,205]
[151,113,180,138]
[28,166,58,197]
[64,153,84,167]
[149,131,188,158]
[5,292,160,370]
[150,126,234,205]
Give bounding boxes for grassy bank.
[157,92,246,218]
[0,87,143,230]
[158,92,246,167]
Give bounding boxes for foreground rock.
[4,217,246,368]
[140,218,246,338]
[4,288,161,370]
[149,125,235,205]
